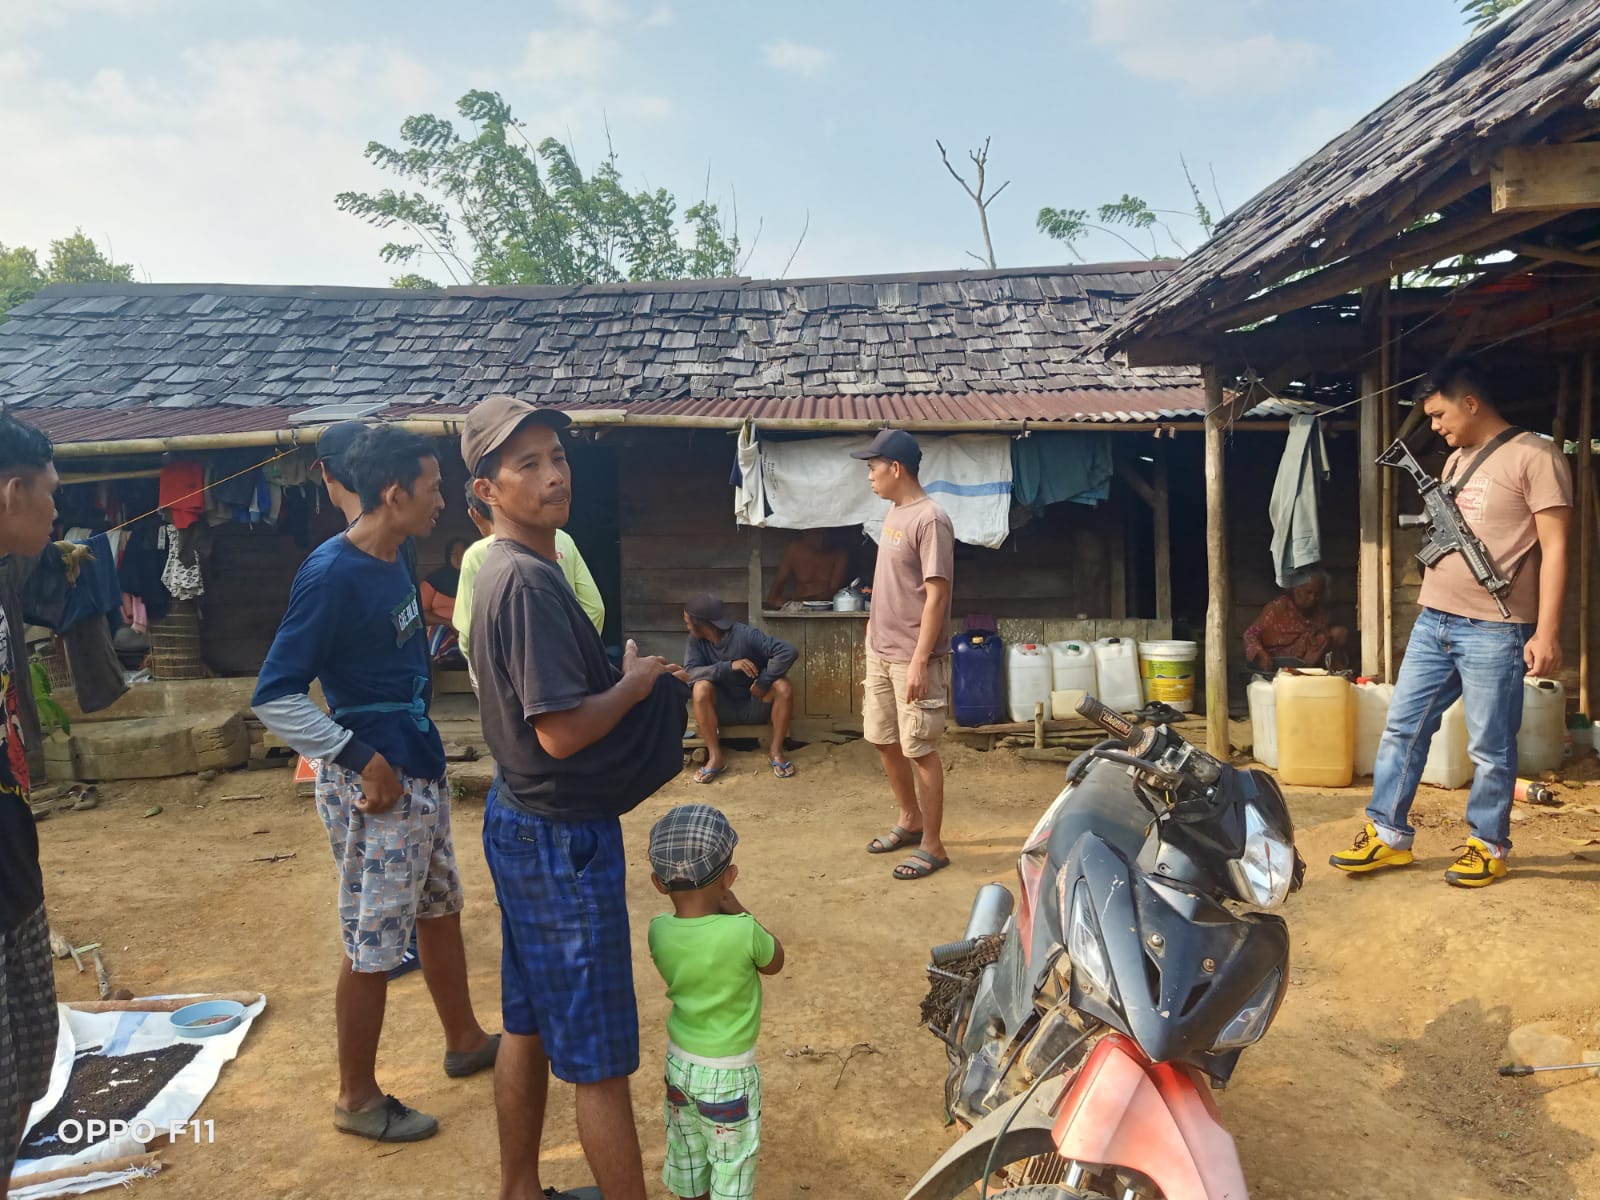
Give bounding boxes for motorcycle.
[907,695,1304,1200]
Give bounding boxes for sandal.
[893,848,950,881]
[694,765,728,785]
[867,825,922,854]
[770,759,796,779]
[333,1094,439,1142]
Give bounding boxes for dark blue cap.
[849,428,922,471]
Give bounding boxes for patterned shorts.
[314,763,464,973]
[482,795,638,1084]
[2,904,59,1182]
[662,1050,762,1200]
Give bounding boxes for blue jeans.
[1367,609,1531,854]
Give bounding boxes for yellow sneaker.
[1444,839,1508,888]
[1328,822,1415,873]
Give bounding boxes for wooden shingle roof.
[1102,0,1600,348]
[0,265,1201,442]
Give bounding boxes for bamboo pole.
[10,1152,161,1189]
[44,415,1357,458]
[1203,366,1231,757]
[1153,441,1172,624]
[1580,353,1593,716]
[1381,307,1397,682]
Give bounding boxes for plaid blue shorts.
[482,794,639,1084]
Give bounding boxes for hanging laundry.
[62,618,128,713]
[159,460,206,530]
[1268,414,1330,588]
[162,522,207,600]
[1010,432,1114,511]
[733,421,766,527]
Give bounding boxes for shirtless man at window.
[765,528,849,609]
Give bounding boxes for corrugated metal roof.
[23,390,1324,447]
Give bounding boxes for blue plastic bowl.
[170,999,245,1038]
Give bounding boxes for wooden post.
[1580,354,1593,716]
[1203,366,1231,757]
[747,528,765,632]
[1154,440,1172,625]
[1034,701,1045,749]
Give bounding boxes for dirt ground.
[28,736,1600,1200]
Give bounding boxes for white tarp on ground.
[740,433,1014,549]
[12,996,265,1199]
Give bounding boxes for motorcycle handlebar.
[1075,694,1136,743]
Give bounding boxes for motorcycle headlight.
[1067,881,1117,999]
[1212,969,1282,1051]
[1227,803,1295,907]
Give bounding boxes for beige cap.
[460,394,571,476]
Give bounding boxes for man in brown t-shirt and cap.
[851,429,955,880]
[1331,356,1572,888]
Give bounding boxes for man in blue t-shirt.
[252,426,497,1144]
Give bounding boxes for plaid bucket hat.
[648,804,739,891]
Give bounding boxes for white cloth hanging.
[743,433,1013,549]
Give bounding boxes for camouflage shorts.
[314,762,464,973]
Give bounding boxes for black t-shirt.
[0,603,42,932]
[471,538,687,821]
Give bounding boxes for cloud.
[1083,0,1322,95]
[762,40,834,78]
[0,37,444,286]
[643,4,674,27]
[520,27,617,84]
[556,0,630,26]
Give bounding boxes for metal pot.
[833,580,866,612]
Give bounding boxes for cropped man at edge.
[252,425,497,1143]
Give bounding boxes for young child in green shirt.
[647,804,785,1200]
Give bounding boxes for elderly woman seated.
[1243,568,1350,673]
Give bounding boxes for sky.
[0,0,1485,288]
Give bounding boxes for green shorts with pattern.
[662,1048,761,1200]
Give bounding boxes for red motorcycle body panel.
[1051,1034,1250,1200]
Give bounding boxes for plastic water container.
[1138,639,1198,713]
[1353,679,1394,777]
[1518,677,1566,774]
[1092,637,1144,713]
[1049,641,1097,693]
[1248,676,1278,769]
[1421,699,1472,789]
[1275,670,1355,787]
[1006,643,1054,723]
[951,631,1006,727]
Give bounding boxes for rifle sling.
[1439,427,1533,593]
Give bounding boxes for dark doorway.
[566,441,623,652]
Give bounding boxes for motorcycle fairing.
[1051,1033,1249,1200]
[1060,833,1289,1077]
[902,1078,1067,1200]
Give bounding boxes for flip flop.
[893,848,950,881]
[867,825,923,854]
[693,765,728,785]
[770,759,797,779]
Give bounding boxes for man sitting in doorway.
[764,528,850,610]
[682,593,798,782]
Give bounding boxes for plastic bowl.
[170,999,246,1038]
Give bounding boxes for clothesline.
[101,447,302,536]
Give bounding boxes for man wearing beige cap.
[462,394,689,1200]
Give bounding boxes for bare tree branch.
[936,136,1007,269]
[781,208,811,279]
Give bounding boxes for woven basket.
[148,600,207,680]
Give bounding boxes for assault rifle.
[1377,438,1512,618]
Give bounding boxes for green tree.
[337,90,742,287]
[1038,161,1220,262]
[0,230,135,321]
